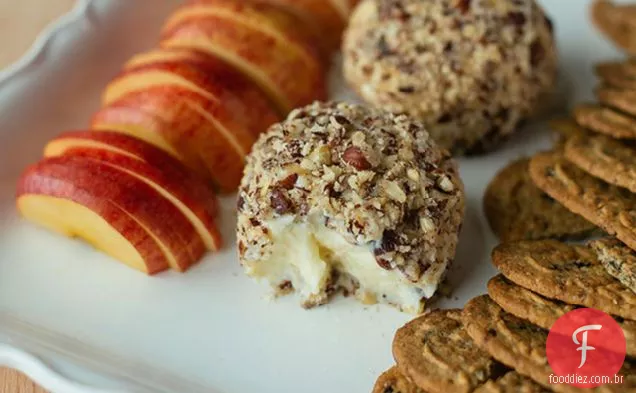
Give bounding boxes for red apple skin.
[17,164,170,275]
[22,156,207,271]
[49,146,222,251]
[45,130,219,219]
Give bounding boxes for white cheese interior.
[245,215,440,313]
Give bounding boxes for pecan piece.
[278,173,298,189]
[456,0,471,14]
[270,188,293,214]
[343,146,372,170]
[530,39,545,67]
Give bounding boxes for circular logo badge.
[546,308,626,388]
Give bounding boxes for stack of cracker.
[373,2,636,391]
[373,240,636,393]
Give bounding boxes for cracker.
[590,237,636,294]
[595,60,636,90]
[591,0,636,56]
[529,151,636,251]
[487,275,575,330]
[372,366,425,393]
[484,158,597,242]
[393,309,499,393]
[488,274,636,357]
[492,240,636,320]
[463,295,635,393]
[564,132,636,193]
[596,86,636,118]
[573,104,636,140]
[462,295,563,392]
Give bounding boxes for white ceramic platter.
[0,1,623,392]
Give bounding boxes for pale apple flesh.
[20,157,207,272]
[161,5,327,113]
[17,177,170,275]
[45,146,222,251]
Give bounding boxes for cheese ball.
[237,102,465,313]
[343,0,558,154]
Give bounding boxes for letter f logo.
[572,324,602,368]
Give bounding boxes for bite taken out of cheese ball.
[343,0,558,154]
[236,102,465,313]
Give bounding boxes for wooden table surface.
[0,0,76,389]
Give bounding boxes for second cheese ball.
[237,102,465,313]
[343,0,558,154]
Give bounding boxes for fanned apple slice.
[44,137,221,251]
[45,130,218,218]
[95,91,251,192]
[103,61,279,139]
[17,195,169,275]
[99,60,279,192]
[19,156,206,272]
[187,0,335,56]
[18,165,171,275]
[103,63,219,106]
[89,104,196,166]
[161,2,327,113]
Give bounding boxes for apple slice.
[89,104,192,165]
[90,104,212,181]
[98,60,279,192]
[44,131,221,250]
[103,63,219,107]
[17,195,169,275]
[102,61,280,139]
[18,156,207,272]
[187,0,335,56]
[46,146,222,251]
[44,130,218,217]
[94,90,253,192]
[161,2,327,113]
[18,164,171,274]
